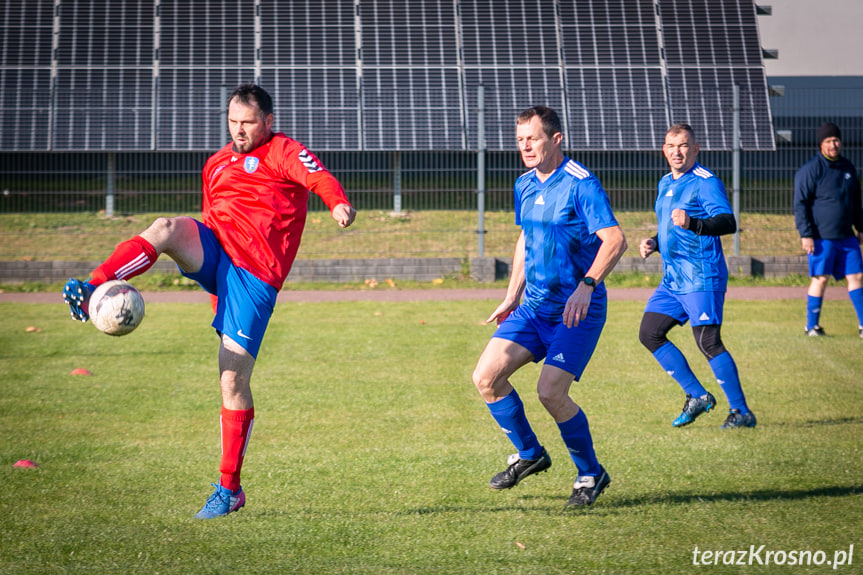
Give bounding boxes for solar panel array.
[0,0,774,151]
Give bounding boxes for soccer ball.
[89,280,145,336]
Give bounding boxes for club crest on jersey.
[244,157,260,173]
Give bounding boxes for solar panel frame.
[0,68,52,150]
[361,0,459,66]
[264,67,361,151]
[660,0,775,150]
[55,0,153,67]
[462,68,567,151]
[566,68,668,151]
[159,0,254,68]
[51,68,153,151]
[360,0,463,150]
[0,0,54,68]
[0,0,776,152]
[460,0,560,66]
[262,0,356,67]
[156,67,252,151]
[362,67,463,150]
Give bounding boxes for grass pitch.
[1,297,862,574]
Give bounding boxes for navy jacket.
[794,154,863,240]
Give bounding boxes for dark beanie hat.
[817,122,841,144]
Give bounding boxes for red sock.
[219,406,255,492]
[91,236,158,285]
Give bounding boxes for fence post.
[732,84,741,256]
[477,84,486,258]
[220,84,227,145]
[106,152,116,217]
[392,151,402,214]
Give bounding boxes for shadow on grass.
[766,416,863,428]
[400,484,863,516]
[603,484,863,510]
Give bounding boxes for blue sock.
[709,351,749,414]
[653,342,708,397]
[557,410,600,476]
[486,389,542,460]
[849,288,863,327]
[806,295,823,330]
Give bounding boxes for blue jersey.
[514,157,619,320]
[655,163,731,293]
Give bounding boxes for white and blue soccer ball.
[89,280,145,336]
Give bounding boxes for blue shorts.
[492,301,606,381]
[180,221,277,358]
[808,237,863,280]
[644,283,724,326]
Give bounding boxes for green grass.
[1,298,862,574]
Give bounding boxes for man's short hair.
[229,83,274,118]
[666,123,696,141]
[517,106,562,139]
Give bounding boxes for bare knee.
[142,216,191,247]
[220,336,255,410]
[472,365,497,398]
[536,387,558,412]
[472,360,518,403]
[536,382,578,422]
[809,275,829,295]
[473,339,531,402]
[140,216,202,272]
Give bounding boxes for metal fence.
[1,87,861,263]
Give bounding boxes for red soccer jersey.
[201,133,350,290]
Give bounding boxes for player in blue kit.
[472,106,627,507]
[638,123,756,429]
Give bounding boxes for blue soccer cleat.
[672,392,717,427]
[62,278,95,322]
[194,483,245,519]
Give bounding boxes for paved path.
[0,285,850,304]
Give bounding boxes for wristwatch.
[582,276,597,289]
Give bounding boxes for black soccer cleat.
[720,409,757,429]
[805,326,826,337]
[489,448,552,490]
[564,466,611,508]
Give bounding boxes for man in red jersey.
[63,83,356,519]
